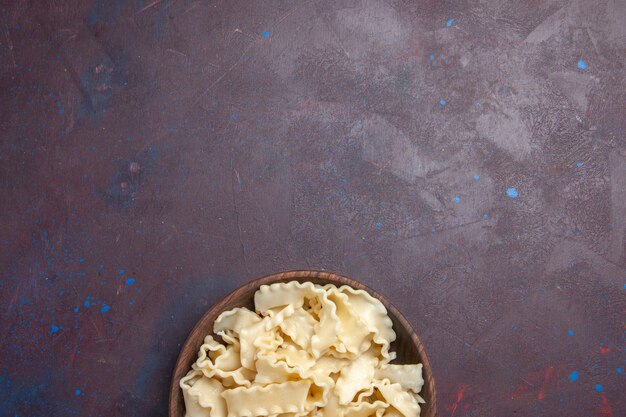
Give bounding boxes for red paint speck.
[509,383,531,399]
[448,384,467,417]
[509,365,566,400]
[537,365,555,400]
[411,40,420,56]
[598,395,612,417]
[599,346,611,355]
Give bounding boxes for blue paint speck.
[473,175,480,181]
[59,109,65,114]
[79,257,85,263]
[91,146,97,152]
[453,196,461,204]
[262,31,270,38]
[84,301,91,307]
[576,161,583,167]
[125,278,135,285]
[577,59,587,70]
[569,371,579,381]
[617,367,623,374]
[483,213,489,220]
[118,269,125,275]
[187,228,193,235]
[428,54,435,61]
[50,325,60,334]
[594,384,602,392]
[375,222,383,229]
[506,187,519,198]
[439,99,446,106]
[101,305,110,313]
[73,307,79,313]
[75,389,81,395]
[446,18,455,27]
[567,330,574,336]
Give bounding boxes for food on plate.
[180,281,425,417]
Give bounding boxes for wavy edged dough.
[376,380,423,417]
[375,364,424,394]
[181,281,424,417]
[332,285,396,363]
[222,380,311,417]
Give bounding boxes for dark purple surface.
[1,1,625,416]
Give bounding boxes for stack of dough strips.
[181,281,425,417]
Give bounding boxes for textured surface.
[1,1,625,416]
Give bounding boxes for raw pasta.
[180,281,425,417]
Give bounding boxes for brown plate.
[169,270,437,417]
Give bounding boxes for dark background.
[1,0,625,416]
